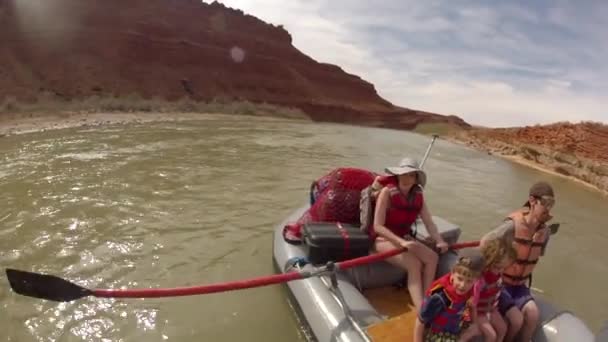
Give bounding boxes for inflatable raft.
[273,206,596,342]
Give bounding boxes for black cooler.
[302,222,372,265]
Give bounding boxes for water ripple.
[1,116,606,341]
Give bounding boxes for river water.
[1,114,606,341]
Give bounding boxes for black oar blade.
[548,223,560,235]
[6,268,93,302]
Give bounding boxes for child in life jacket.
[414,249,485,342]
[472,238,518,342]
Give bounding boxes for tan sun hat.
[384,157,427,187]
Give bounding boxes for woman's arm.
[373,187,408,248]
[419,201,448,252]
[420,202,442,241]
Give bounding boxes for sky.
[204,0,608,127]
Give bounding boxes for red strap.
[336,222,350,259]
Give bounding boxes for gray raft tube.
[597,321,608,342]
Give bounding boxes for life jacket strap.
[503,273,531,281]
[515,258,538,265]
[513,237,544,247]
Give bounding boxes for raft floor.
[363,286,417,342]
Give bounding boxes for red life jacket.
[425,273,471,334]
[373,183,423,239]
[476,270,502,315]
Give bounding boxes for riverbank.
[0,112,309,137]
[444,129,608,196]
[0,98,310,136]
[411,122,608,195]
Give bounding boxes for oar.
[419,134,439,168]
[5,240,479,302]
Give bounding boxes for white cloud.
[208,0,608,127]
[390,80,606,127]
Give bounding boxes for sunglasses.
[535,196,555,209]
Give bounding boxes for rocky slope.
[450,122,608,193]
[0,0,468,130]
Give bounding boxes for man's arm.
[480,220,515,247]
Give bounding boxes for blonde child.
[414,249,484,342]
[473,239,518,342]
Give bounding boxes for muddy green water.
[1,114,606,341]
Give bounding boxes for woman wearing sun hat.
[482,181,556,342]
[371,157,449,311]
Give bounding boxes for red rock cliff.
[0,0,469,130]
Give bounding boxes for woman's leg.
[406,239,439,292]
[414,317,425,342]
[374,238,424,310]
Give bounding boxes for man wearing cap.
[482,182,556,342]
